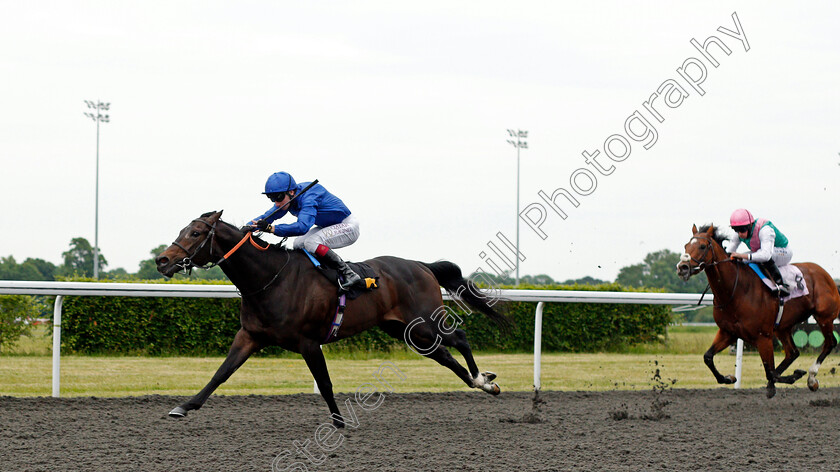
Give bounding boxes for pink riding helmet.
[730,208,755,227]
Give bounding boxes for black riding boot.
[762,260,790,298]
[317,247,361,291]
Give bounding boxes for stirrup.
[776,284,790,298]
[338,272,361,291]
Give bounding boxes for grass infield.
[2,326,839,397]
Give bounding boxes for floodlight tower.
[83,100,110,279]
[506,129,528,286]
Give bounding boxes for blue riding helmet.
[263,172,297,194]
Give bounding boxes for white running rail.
[0,281,723,396]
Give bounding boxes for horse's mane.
[697,224,731,247]
[200,211,290,253]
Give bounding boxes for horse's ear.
[706,224,715,236]
[207,210,223,223]
[692,224,698,234]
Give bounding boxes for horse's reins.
[171,182,321,291]
[689,234,739,309]
[172,218,290,296]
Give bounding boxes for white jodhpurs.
[770,246,792,267]
[292,214,360,253]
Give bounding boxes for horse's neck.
[705,246,746,300]
[214,227,293,292]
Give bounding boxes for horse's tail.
[421,261,513,332]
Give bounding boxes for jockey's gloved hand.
[255,219,271,231]
[240,225,256,233]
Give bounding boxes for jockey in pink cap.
[726,208,792,297]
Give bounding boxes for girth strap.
[324,293,347,343]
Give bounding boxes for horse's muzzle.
[675,253,695,281]
[155,251,181,278]
[676,264,689,281]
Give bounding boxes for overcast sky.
[2,1,838,282]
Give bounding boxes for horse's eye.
[191,231,201,237]
[699,244,707,250]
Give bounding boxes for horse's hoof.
[332,418,346,429]
[722,375,737,385]
[483,371,497,382]
[793,369,807,379]
[168,406,187,418]
[808,377,819,392]
[483,382,501,396]
[766,386,777,399]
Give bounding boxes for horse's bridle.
[684,235,732,273]
[171,218,219,274]
[684,234,739,309]
[169,217,290,296]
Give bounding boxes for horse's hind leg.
[703,329,737,385]
[806,319,838,391]
[384,320,499,394]
[448,328,499,388]
[772,329,805,384]
[300,342,347,428]
[169,329,259,418]
[425,344,500,394]
[449,328,479,377]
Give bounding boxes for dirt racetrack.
[3,387,840,471]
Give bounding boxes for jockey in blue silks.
[245,171,362,290]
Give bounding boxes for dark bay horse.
[676,224,840,398]
[155,211,510,426]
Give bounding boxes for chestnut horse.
[155,211,510,426]
[676,224,840,398]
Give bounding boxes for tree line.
[0,238,226,282]
[471,249,708,293]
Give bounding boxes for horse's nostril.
[156,256,169,266]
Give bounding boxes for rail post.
[734,338,744,389]
[52,295,64,398]
[534,302,544,392]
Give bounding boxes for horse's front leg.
[169,328,260,418]
[703,329,737,384]
[301,342,346,428]
[755,336,778,398]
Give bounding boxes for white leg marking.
[808,361,822,390]
[472,373,487,389]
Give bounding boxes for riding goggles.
[266,192,286,202]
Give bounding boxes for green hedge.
[455,283,672,352]
[59,280,672,355]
